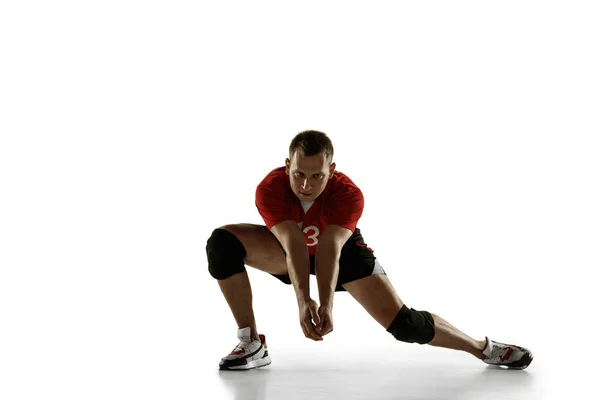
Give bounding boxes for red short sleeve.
[327,186,364,232]
[255,182,296,229]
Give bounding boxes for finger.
[310,305,320,327]
[316,313,323,332]
[303,321,323,341]
[302,327,312,340]
[318,320,328,335]
[307,323,322,341]
[323,321,333,335]
[301,323,310,339]
[308,327,323,341]
[319,317,333,335]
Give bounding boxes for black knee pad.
[206,228,247,280]
[386,304,435,344]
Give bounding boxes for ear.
[328,162,336,178]
[285,158,291,175]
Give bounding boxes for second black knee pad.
[386,304,435,344]
[206,228,247,280]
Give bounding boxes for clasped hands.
[298,298,333,341]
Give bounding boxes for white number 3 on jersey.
[303,225,320,246]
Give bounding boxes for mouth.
[300,191,313,197]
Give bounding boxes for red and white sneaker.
[219,327,271,370]
[481,336,533,369]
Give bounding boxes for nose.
[301,179,311,190]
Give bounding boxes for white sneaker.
[219,327,271,370]
[482,336,533,369]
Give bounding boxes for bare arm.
[271,220,322,340]
[316,224,353,307]
[270,220,311,305]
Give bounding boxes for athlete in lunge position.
[206,130,533,371]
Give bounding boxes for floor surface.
[204,342,565,400]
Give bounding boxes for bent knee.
[218,223,240,233]
[386,304,435,344]
[206,228,247,280]
[217,224,262,246]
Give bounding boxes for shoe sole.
[219,349,271,371]
[225,355,272,370]
[510,353,534,370]
[484,352,534,370]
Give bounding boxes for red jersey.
[255,167,364,255]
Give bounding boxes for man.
[206,130,533,371]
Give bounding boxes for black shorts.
[271,227,386,292]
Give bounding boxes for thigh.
[342,274,404,329]
[219,223,288,275]
[338,229,403,328]
[335,228,385,291]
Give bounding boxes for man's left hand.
[316,304,334,336]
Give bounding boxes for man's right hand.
[298,299,323,341]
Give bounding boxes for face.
[285,150,336,202]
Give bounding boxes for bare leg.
[343,275,486,359]
[211,224,289,341]
[428,314,486,359]
[217,271,259,341]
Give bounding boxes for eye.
[295,172,304,177]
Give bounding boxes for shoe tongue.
[237,327,252,342]
[482,337,494,357]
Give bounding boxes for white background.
[1,1,599,399]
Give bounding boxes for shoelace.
[230,339,252,354]
[489,343,511,360]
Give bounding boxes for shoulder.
[322,170,364,228]
[331,170,359,187]
[256,166,295,204]
[324,170,363,200]
[257,166,288,191]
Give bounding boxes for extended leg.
[342,275,485,358]
[428,314,486,359]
